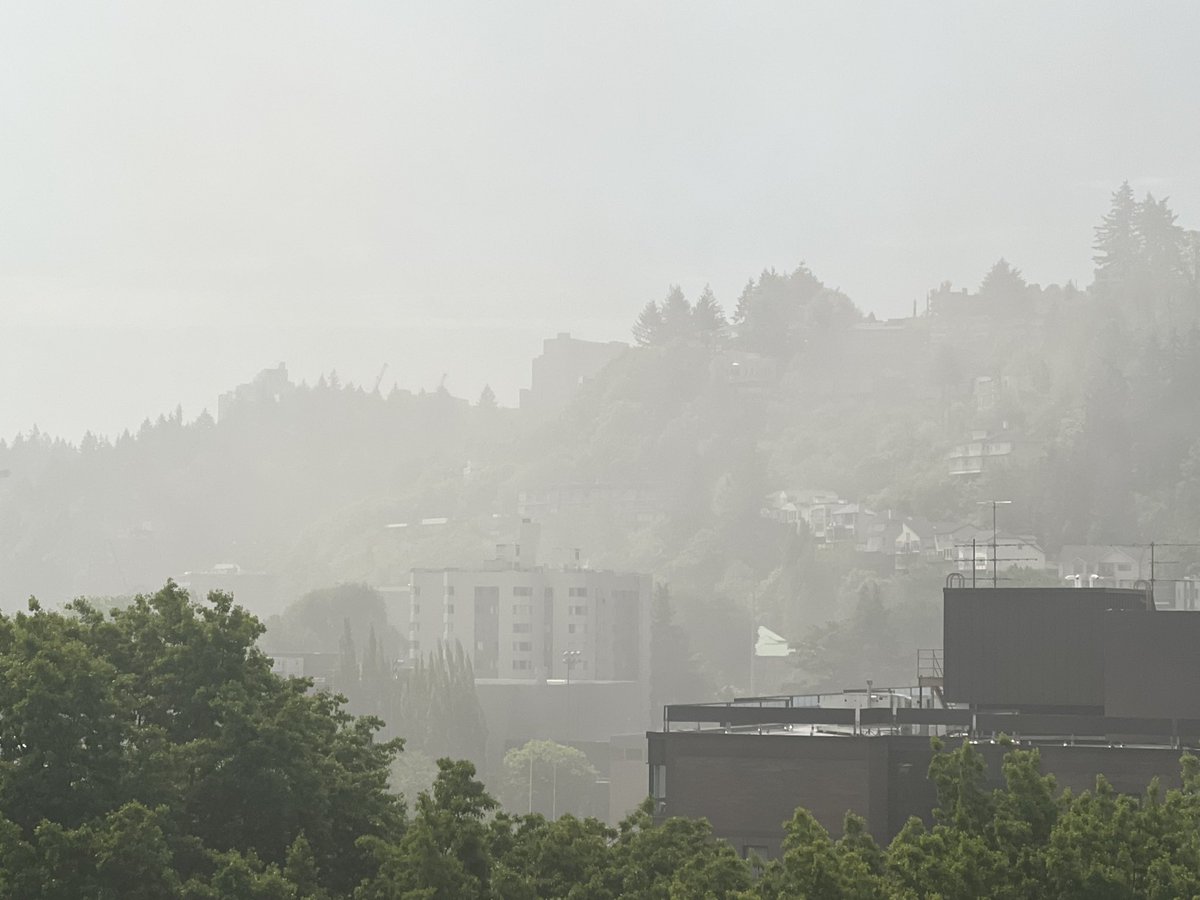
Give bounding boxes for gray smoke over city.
[1,3,1199,894]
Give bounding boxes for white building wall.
[408,566,650,687]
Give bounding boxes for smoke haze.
[3,1,1199,436]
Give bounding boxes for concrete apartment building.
[407,522,650,686]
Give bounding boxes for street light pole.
[977,500,1012,588]
[561,648,581,741]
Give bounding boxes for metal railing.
[661,700,1200,748]
[917,649,943,681]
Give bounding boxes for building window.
[569,587,588,598]
[445,586,455,596]
[512,641,532,652]
[568,624,588,634]
[513,603,532,617]
[512,660,532,671]
[513,623,532,633]
[570,604,588,616]
[445,603,455,614]
[513,586,532,597]
[544,587,554,601]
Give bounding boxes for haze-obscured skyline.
[3,1,1198,439]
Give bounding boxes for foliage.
[386,641,488,764]
[389,748,440,809]
[979,257,1027,301]
[650,583,717,710]
[733,265,859,357]
[264,582,398,659]
[5,597,1200,900]
[0,581,403,897]
[498,740,602,819]
[632,284,727,347]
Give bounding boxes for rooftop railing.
[660,699,1200,747]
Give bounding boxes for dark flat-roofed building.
[647,585,1200,856]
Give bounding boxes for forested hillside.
[2,183,1199,694]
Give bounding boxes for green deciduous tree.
[0,582,403,898]
[499,740,602,819]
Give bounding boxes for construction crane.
[371,363,389,395]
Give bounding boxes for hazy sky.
[3,2,1198,438]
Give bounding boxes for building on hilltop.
[519,333,627,417]
[216,362,292,422]
[646,584,1200,857]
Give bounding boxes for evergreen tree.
[979,257,1027,301]
[1093,181,1141,290]
[733,277,756,326]
[692,284,726,333]
[476,384,497,409]
[733,265,843,357]
[631,301,664,346]
[392,642,487,765]
[660,285,693,340]
[1137,193,1188,285]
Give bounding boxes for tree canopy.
[5,582,1200,896]
[0,581,403,896]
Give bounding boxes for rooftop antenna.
[976,499,1012,588]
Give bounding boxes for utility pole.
[977,500,1012,588]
